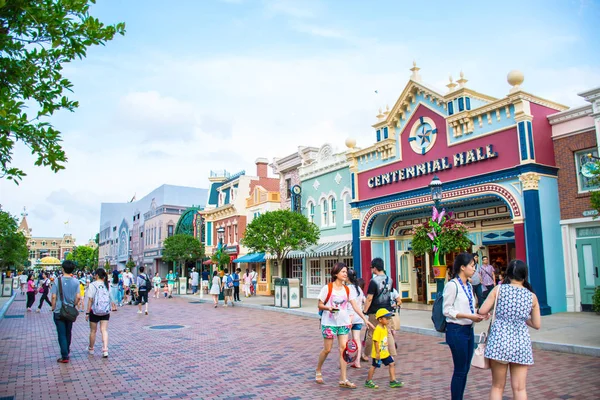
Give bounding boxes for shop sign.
[582,210,598,217]
[144,250,159,257]
[368,144,498,189]
[225,245,239,254]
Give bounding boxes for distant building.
[98,184,208,275]
[270,146,319,210]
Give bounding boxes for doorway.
[414,255,427,303]
[576,237,600,311]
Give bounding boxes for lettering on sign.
[367,145,498,188]
[582,210,598,217]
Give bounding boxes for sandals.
[339,380,357,389]
[88,347,94,355]
[315,372,324,384]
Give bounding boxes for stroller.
[129,283,140,305]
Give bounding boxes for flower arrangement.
[410,207,472,266]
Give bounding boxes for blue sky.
[1,0,599,244]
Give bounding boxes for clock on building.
[408,116,437,155]
[292,185,302,195]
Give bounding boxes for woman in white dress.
[209,271,221,308]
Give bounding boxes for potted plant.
[592,286,600,314]
[410,207,472,278]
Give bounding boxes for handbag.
[391,307,401,331]
[58,277,79,322]
[471,285,501,369]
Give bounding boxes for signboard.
[225,245,239,254]
[583,210,598,217]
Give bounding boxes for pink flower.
[427,232,435,241]
[432,207,439,222]
[433,245,438,253]
[438,209,446,224]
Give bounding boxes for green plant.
[592,286,600,313]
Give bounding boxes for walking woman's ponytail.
[505,259,534,293]
[96,268,108,289]
[348,268,360,294]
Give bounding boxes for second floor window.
[309,202,315,223]
[168,225,174,237]
[286,178,292,199]
[321,200,328,226]
[330,197,336,226]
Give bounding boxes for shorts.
[372,355,394,368]
[138,290,148,304]
[223,288,233,297]
[351,323,363,331]
[321,325,351,339]
[88,311,110,323]
[167,283,174,291]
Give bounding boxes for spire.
[446,75,457,93]
[410,61,421,82]
[18,207,31,236]
[457,71,468,88]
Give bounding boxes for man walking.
[201,267,210,295]
[233,268,241,302]
[166,269,176,298]
[191,268,200,295]
[480,255,496,302]
[362,258,397,362]
[50,260,80,363]
[470,253,484,307]
[136,266,150,315]
[221,268,234,307]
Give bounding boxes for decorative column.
[389,240,397,290]
[513,218,526,262]
[519,172,551,315]
[351,207,362,278]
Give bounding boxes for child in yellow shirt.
[365,308,404,389]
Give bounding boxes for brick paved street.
[0,294,599,400]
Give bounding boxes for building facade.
[347,65,568,314]
[550,87,600,311]
[18,210,76,267]
[270,146,319,210]
[99,184,207,273]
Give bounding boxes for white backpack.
[91,282,111,316]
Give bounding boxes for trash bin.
[287,278,301,308]
[178,277,187,295]
[2,278,13,297]
[280,278,289,308]
[273,277,282,307]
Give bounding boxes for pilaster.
[351,207,362,278]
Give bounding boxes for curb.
[184,295,600,358]
[0,292,17,320]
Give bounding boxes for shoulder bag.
[58,277,79,322]
[471,285,501,369]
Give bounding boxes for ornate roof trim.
[548,104,593,125]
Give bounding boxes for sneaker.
[144,311,148,315]
[56,358,69,363]
[231,302,234,307]
[36,309,40,313]
[389,380,404,388]
[365,380,378,389]
[27,308,31,312]
[102,351,108,358]
[137,310,142,314]
[88,347,94,355]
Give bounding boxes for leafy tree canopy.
[0,0,125,183]
[210,247,230,271]
[162,234,204,276]
[0,209,29,270]
[241,210,320,268]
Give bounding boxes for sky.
[1,0,599,244]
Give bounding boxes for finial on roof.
[345,137,357,149]
[384,104,390,115]
[446,75,457,93]
[376,107,384,120]
[410,61,421,82]
[507,70,524,93]
[457,70,468,88]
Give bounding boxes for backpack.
[226,274,233,288]
[139,274,152,291]
[91,282,111,316]
[318,283,350,317]
[432,280,458,333]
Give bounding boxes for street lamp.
[217,227,225,248]
[429,175,443,210]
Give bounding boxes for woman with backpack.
[85,268,112,358]
[36,272,52,312]
[346,270,366,369]
[443,253,488,400]
[315,262,374,389]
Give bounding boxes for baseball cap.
[375,308,394,319]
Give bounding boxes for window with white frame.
[324,259,337,282]
[291,259,303,279]
[309,259,321,286]
[234,225,238,243]
[321,199,328,226]
[308,202,315,223]
[343,192,351,223]
[342,257,353,270]
[330,197,336,226]
[575,148,600,192]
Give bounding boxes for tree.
[210,247,230,272]
[162,234,204,277]
[0,209,29,271]
[241,210,320,275]
[67,245,95,270]
[0,0,126,183]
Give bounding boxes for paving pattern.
[0,293,599,400]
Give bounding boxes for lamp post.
[429,175,445,295]
[216,227,226,301]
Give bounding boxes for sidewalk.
[183,292,600,357]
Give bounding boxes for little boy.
[365,308,404,389]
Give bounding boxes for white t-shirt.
[348,285,365,324]
[318,284,357,327]
[250,271,257,281]
[123,272,133,286]
[20,275,28,284]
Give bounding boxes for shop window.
[342,192,351,223]
[321,199,328,226]
[167,225,174,238]
[324,259,337,282]
[342,257,353,270]
[309,259,321,286]
[291,259,303,279]
[399,254,409,283]
[329,197,336,226]
[575,149,600,193]
[285,178,292,199]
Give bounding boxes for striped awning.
[265,240,352,260]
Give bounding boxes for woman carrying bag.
[477,260,541,400]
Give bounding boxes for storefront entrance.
[576,235,600,311]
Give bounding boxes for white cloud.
[292,23,345,39]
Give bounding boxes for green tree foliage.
[162,234,204,277]
[210,247,230,271]
[589,159,600,216]
[67,245,95,270]
[0,0,125,183]
[0,209,29,270]
[241,210,320,274]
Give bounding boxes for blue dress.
[484,284,534,365]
